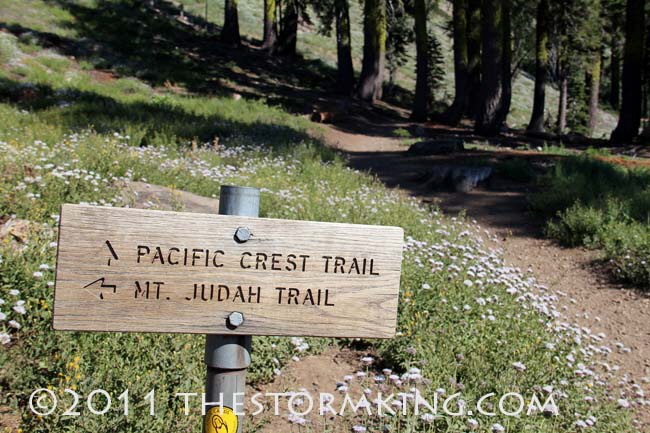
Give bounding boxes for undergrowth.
[531,156,650,287]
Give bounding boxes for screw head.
[228,311,244,327]
[234,227,250,243]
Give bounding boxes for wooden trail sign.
[53,204,403,338]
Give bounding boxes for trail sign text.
[53,205,403,338]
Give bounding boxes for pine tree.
[548,0,601,134]
[475,0,506,135]
[278,0,300,57]
[587,47,603,136]
[221,0,241,45]
[603,0,625,109]
[466,0,481,117]
[611,0,645,142]
[445,0,469,125]
[312,0,355,93]
[527,0,550,133]
[428,31,446,107]
[262,0,278,52]
[357,0,387,102]
[567,59,590,134]
[335,0,354,94]
[412,0,429,120]
[384,0,412,99]
[568,0,602,135]
[495,0,512,127]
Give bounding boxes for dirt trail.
[316,120,650,430]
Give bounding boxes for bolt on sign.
[53,204,404,338]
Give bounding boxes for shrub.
[602,221,650,288]
[392,127,411,138]
[545,203,605,247]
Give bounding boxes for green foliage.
[602,221,650,286]
[392,127,412,137]
[545,202,608,247]
[510,0,537,75]
[548,0,602,134]
[427,30,445,105]
[385,0,414,92]
[531,156,650,287]
[567,59,590,134]
[310,0,336,35]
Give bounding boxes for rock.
[453,174,476,193]
[0,218,33,243]
[121,181,220,214]
[407,139,464,156]
[451,166,492,192]
[420,165,493,192]
[0,218,52,251]
[0,406,20,431]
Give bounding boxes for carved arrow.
[83,277,117,300]
[104,240,119,266]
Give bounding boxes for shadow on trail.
[346,145,550,237]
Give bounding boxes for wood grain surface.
[53,204,403,338]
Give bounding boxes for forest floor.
[311,108,650,429]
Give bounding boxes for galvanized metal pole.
[204,185,259,433]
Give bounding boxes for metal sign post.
[204,185,259,433]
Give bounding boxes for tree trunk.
[527,0,549,133]
[357,0,387,102]
[475,0,504,135]
[557,74,568,133]
[588,50,602,136]
[221,0,241,45]
[278,0,299,57]
[445,0,468,125]
[466,0,481,117]
[412,0,430,121]
[610,40,621,109]
[611,0,645,143]
[262,0,278,52]
[495,0,512,127]
[335,0,355,94]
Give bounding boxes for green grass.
[530,156,650,287]
[0,1,637,432]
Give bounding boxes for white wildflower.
[8,320,20,329]
[513,361,527,371]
